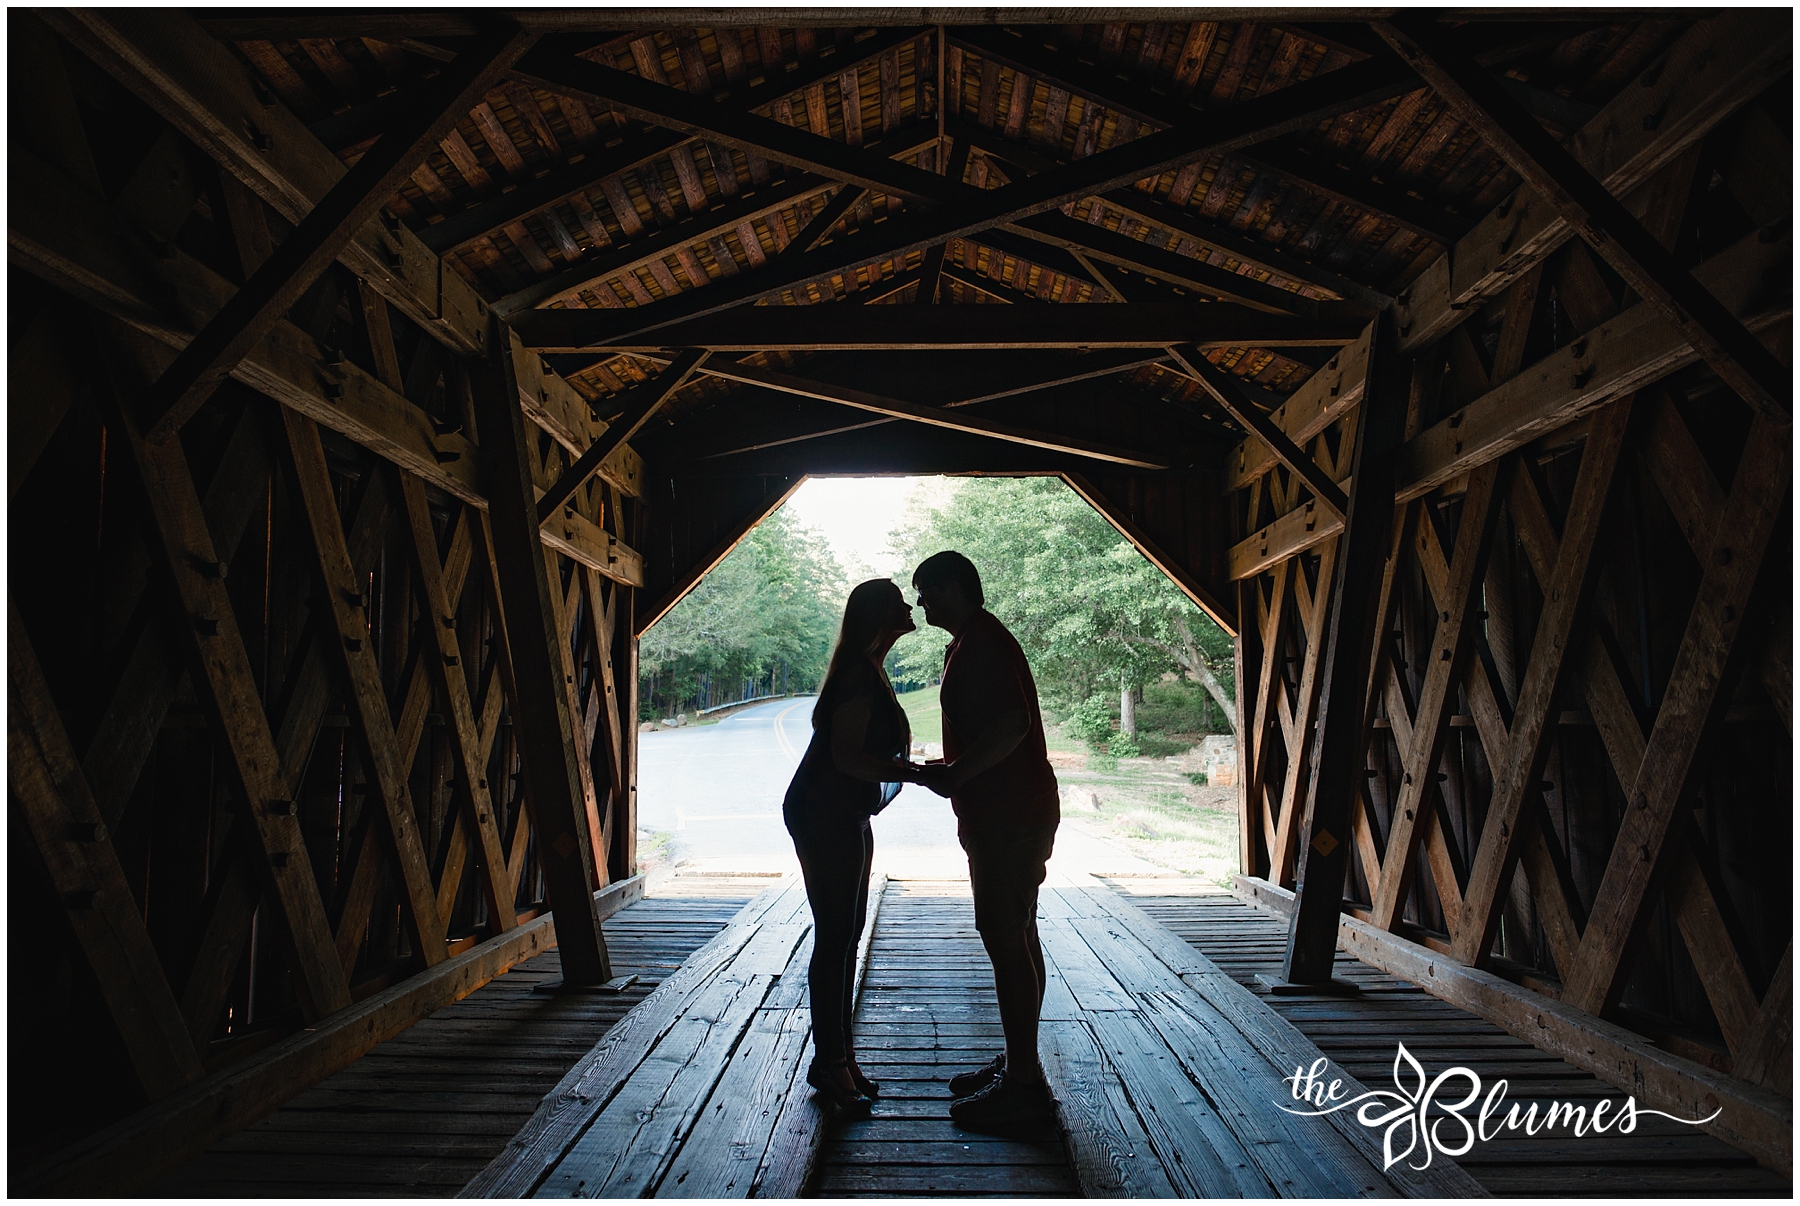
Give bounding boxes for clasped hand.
[893,757,955,798]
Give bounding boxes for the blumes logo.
[1278,1043,1723,1172]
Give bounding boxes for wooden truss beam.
[528,53,1416,343]
[181,462,397,1040]
[1009,212,1322,316]
[492,174,832,314]
[515,302,1365,353]
[94,339,354,1021]
[9,146,646,584]
[44,8,494,357]
[516,38,950,204]
[81,406,274,826]
[495,125,940,316]
[1226,329,1374,493]
[1559,410,1790,1012]
[538,351,709,521]
[1450,402,1631,965]
[43,7,647,516]
[1058,473,1237,636]
[9,604,207,1099]
[1393,11,1790,353]
[946,24,1561,247]
[1168,345,1348,516]
[1093,187,1391,309]
[636,480,807,637]
[1375,17,1789,418]
[1239,140,1463,243]
[398,473,523,932]
[136,28,537,439]
[1368,459,1507,934]
[678,349,1174,462]
[1228,225,1789,579]
[281,410,453,964]
[697,362,1169,469]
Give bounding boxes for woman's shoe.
[806,1059,874,1114]
[847,1059,880,1098]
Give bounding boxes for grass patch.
[1134,732,1189,758]
[637,829,674,873]
[896,685,943,745]
[1048,720,1238,885]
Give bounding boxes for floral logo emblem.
[1278,1043,1722,1172]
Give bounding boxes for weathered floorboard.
[146,886,752,1198]
[1117,880,1790,1198]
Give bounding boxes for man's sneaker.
[948,1053,1005,1098]
[949,1070,1056,1135]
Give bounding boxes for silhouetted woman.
[784,579,919,1113]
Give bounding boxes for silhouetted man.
[912,550,1060,1132]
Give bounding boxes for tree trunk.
[1186,659,1237,734]
[1175,614,1237,734]
[1120,673,1137,736]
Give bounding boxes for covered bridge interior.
[9,7,1791,1197]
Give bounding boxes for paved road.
[638,697,958,874]
[637,696,1161,877]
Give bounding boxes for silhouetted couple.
[782,551,1060,1134]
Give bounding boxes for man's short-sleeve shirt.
[939,609,1060,831]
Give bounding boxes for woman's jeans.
[788,815,874,1064]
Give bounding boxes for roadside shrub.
[1140,678,1219,734]
[1067,693,1117,750]
[1108,731,1141,759]
[1134,733,1186,758]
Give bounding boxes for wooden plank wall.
[9,11,651,1189]
[1227,13,1791,1171]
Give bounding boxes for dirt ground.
[1047,741,1240,886]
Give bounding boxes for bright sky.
[778,476,955,578]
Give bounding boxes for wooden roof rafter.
[185,13,1692,445]
[504,48,1417,346]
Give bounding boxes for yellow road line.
[773,700,807,766]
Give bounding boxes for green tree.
[639,508,845,717]
[888,478,1235,732]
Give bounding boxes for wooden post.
[1233,578,1257,876]
[616,585,641,884]
[469,320,613,985]
[1282,315,1408,985]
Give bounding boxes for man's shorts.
[959,821,1059,934]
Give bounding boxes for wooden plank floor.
[1034,873,1482,1197]
[146,879,753,1198]
[810,879,1081,1198]
[1111,880,1791,1199]
[465,875,847,1198]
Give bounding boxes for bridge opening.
[633,473,1240,885]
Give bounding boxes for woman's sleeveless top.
[784,659,910,825]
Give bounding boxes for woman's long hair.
[820,579,903,698]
